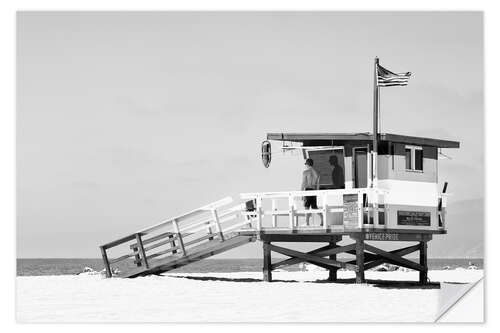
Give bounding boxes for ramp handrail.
[99,196,253,278]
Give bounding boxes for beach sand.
[16,269,483,322]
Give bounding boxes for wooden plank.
[134,245,181,264]
[100,234,136,250]
[362,232,433,242]
[271,244,335,270]
[263,242,272,282]
[137,196,233,234]
[295,209,324,214]
[268,244,357,270]
[133,236,179,253]
[100,246,112,278]
[266,132,460,149]
[222,219,257,233]
[121,235,256,278]
[135,233,149,269]
[260,233,343,243]
[364,243,424,272]
[183,232,219,247]
[108,252,136,265]
[129,231,176,249]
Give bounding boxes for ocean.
[16,258,483,276]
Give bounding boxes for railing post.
[133,247,142,267]
[211,209,225,241]
[367,152,373,188]
[172,219,186,255]
[256,196,263,231]
[135,233,149,269]
[322,192,328,230]
[271,198,277,228]
[357,191,363,228]
[207,224,214,241]
[169,234,178,254]
[288,194,295,230]
[99,246,112,278]
[373,189,379,227]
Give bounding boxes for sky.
[17,12,483,258]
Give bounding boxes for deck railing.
[99,197,253,278]
[240,188,387,231]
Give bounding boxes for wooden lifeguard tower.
[99,58,460,284]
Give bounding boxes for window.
[415,149,423,171]
[405,148,412,170]
[405,145,423,171]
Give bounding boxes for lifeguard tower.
[99,58,459,284]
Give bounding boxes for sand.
[16,269,483,322]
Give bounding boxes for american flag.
[377,63,412,87]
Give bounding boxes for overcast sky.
[17,12,483,258]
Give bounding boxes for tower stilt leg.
[419,240,428,284]
[355,238,365,283]
[263,241,272,282]
[328,241,338,282]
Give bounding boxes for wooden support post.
[355,237,365,283]
[211,209,225,241]
[172,219,186,255]
[135,233,149,269]
[263,241,272,282]
[100,246,112,278]
[419,240,428,284]
[328,241,338,282]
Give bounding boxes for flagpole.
[372,57,379,189]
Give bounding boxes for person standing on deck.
[329,155,345,189]
[301,158,324,226]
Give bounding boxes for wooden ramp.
[99,197,257,278]
[121,233,255,278]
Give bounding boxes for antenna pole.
[372,57,379,188]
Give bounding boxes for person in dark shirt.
[329,155,345,189]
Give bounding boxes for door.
[353,148,368,188]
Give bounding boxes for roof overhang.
[266,132,460,148]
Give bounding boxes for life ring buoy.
[261,140,271,168]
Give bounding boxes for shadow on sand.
[166,275,460,289]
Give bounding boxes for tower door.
[353,147,368,188]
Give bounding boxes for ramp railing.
[99,197,254,278]
[240,188,387,231]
